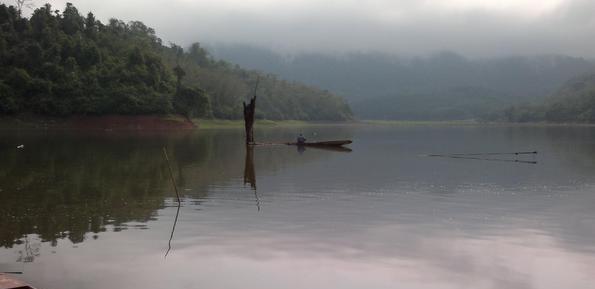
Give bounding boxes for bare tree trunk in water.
[243,79,258,145]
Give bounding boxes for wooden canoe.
[286,140,352,147]
[0,274,36,289]
[302,145,352,152]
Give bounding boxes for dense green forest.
[495,73,595,123]
[0,3,352,120]
[210,45,595,120]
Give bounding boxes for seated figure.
[297,134,306,145]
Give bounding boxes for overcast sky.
[14,0,595,57]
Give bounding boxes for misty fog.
[32,0,595,58]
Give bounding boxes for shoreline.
[0,115,195,130]
[1,115,595,130]
[193,119,358,129]
[360,120,595,127]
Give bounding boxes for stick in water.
[162,147,181,204]
[430,154,538,164]
[428,151,537,157]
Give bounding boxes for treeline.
[0,3,352,120]
[354,86,506,121]
[161,43,352,120]
[492,73,595,123]
[210,45,595,120]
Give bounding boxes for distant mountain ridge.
[209,44,595,120]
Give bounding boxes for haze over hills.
[209,44,595,120]
[6,0,594,122]
[4,1,595,122]
[498,72,595,123]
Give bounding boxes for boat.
[0,274,36,289]
[286,140,352,147]
[300,145,352,152]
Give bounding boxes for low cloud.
[16,0,595,57]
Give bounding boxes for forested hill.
[210,44,595,120]
[0,4,352,121]
[497,73,595,123]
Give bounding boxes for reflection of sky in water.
[1,126,595,289]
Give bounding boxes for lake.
[1,125,594,289]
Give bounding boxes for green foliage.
[494,104,546,123]
[0,3,175,116]
[541,74,595,123]
[0,3,352,120]
[0,81,18,113]
[488,73,595,123]
[174,86,211,118]
[161,43,352,120]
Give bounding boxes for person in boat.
[297,133,306,145]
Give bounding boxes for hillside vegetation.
[497,73,595,123]
[0,4,352,120]
[210,45,595,120]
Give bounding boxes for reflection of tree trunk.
[244,146,260,211]
[244,146,256,189]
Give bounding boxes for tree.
[173,86,211,119]
[85,12,97,38]
[14,0,35,16]
[173,66,185,88]
[61,3,84,35]
[188,43,209,66]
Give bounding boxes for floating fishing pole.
[428,154,537,164]
[427,151,537,157]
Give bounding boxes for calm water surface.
[1,125,594,289]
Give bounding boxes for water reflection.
[244,146,257,190]
[15,236,39,264]
[1,126,595,289]
[0,131,173,249]
[243,146,260,211]
[0,128,352,251]
[164,201,180,258]
[295,145,353,153]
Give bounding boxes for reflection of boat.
[0,274,36,289]
[299,145,352,153]
[286,140,352,147]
